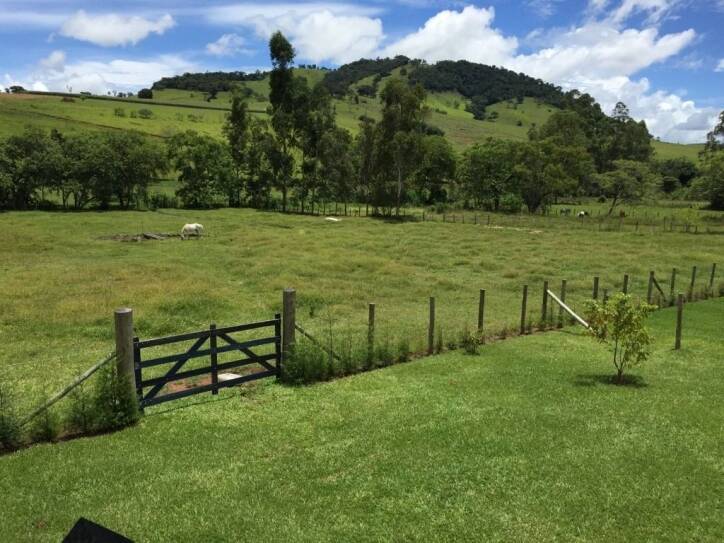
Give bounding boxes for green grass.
[652,140,704,162]
[1,298,722,542]
[1,208,722,413]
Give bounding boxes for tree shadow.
[573,373,648,388]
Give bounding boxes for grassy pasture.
[1,85,704,158]
[0,299,722,542]
[1,208,722,413]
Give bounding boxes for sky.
[1,0,722,143]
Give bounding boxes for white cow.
[181,223,204,240]
[577,211,589,218]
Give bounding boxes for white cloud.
[381,3,710,142]
[59,10,175,47]
[381,6,517,65]
[204,3,384,64]
[206,34,249,56]
[716,59,724,72]
[527,0,564,18]
[10,53,194,95]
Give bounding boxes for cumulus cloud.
[206,34,249,56]
[381,6,517,65]
[10,52,194,95]
[717,59,724,72]
[204,3,384,64]
[381,3,711,142]
[59,10,175,47]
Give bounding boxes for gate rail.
[134,315,281,409]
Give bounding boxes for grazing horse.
[181,223,204,240]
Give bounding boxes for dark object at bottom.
[63,517,133,543]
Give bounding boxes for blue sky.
[1,0,722,143]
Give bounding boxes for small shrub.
[397,338,411,362]
[137,109,153,120]
[29,401,60,443]
[66,384,94,435]
[459,325,479,355]
[586,293,655,384]
[499,193,523,214]
[375,338,395,367]
[282,340,328,384]
[92,366,139,432]
[114,107,126,117]
[0,385,21,451]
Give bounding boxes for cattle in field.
[577,211,589,218]
[181,223,204,239]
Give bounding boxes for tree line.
[1,33,723,213]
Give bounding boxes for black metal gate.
[133,315,281,409]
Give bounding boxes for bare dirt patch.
[99,232,181,242]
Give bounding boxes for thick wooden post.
[592,276,599,300]
[541,281,549,323]
[675,294,684,350]
[368,303,375,361]
[428,297,435,355]
[477,289,485,339]
[670,268,677,302]
[114,308,136,401]
[688,266,697,301]
[282,289,296,361]
[274,313,282,376]
[709,263,717,294]
[622,274,629,294]
[647,271,654,304]
[520,285,528,335]
[557,280,567,328]
[210,323,218,395]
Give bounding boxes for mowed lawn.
[0,299,722,542]
[1,208,723,410]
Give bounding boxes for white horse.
[181,223,204,240]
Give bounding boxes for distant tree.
[458,139,516,210]
[611,101,630,122]
[0,127,52,209]
[354,116,376,213]
[223,90,253,206]
[692,153,724,210]
[319,127,355,210]
[595,159,658,215]
[514,140,580,213]
[655,157,698,189]
[415,135,456,203]
[137,88,153,99]
[167,131,231,208]
[704,110,724,153]
[586,293,654,385]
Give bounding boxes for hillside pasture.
[0,298,722,542]
[1,208,722,412]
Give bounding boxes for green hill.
[0,64,704,160]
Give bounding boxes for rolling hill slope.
[0,66,704,160]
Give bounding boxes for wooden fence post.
[688,266,697,301]
[709,263,717,294]
[622,274,629,294]
[520,285,528,335]
[670,268,677,302]
[557,280,567,328]
[477,289,485,341]
[675,294,684,350]
[541,281,549,324]
[592,276,599,300]
[210,323,218,395]
[647,271,654,304]
[368,303,375,362]
[428,297,435,355]
[114,308,136,402]
[282,288,296,361]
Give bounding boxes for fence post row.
[647,271,654,304]
[114,308,136,405]
[282,288,296,362]
[710,263,717,294]
[670,268,677,300]
[428,297,435,355]
[520,285,528,335]
[478,289,486,343]
[592,276,599,300]
[688,266,697,301]
[542,281,549,323]
[622,274,629,295]
[557,280,567,328]
[368,302,375,361]
[675,294,684,350]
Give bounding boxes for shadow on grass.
[143,394,235,417]
[573,373,648,388]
